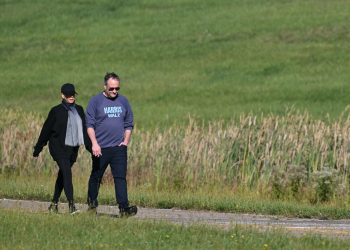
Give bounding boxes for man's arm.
[121,97,133,147]
[87,127,102,157]
[86,96,102,157]
[119,129,132,146]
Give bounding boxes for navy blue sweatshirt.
[85,92,134,148]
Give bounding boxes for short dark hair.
[104,72,120,85]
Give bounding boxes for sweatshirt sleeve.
[124,98,134,131]
[85,97,97,130]
[33,108,56,157]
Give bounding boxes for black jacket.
[33,103,92,161]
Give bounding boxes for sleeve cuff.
[86,124,95,129]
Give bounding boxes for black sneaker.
[48,203,58,214]
[69,204,80,215]
[119,206,137,218]
[87,205,97,215]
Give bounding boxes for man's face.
[104,78,120,98]
[61,93,75,104]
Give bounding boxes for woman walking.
[33,83,91,214]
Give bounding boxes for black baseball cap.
[61,83,78,95]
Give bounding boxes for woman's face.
[61,93,75,104]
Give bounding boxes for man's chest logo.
[104,106,122,118]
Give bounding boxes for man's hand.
[87,128,102,157]
[34,157,38,160]
[118,141,128,146]
[92,143,102,157]
[119,130,132,147]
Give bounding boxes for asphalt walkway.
[1,198,350,238]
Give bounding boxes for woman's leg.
[54,159,75,203]
[52,169,64,203]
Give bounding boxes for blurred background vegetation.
[1,0,350,129]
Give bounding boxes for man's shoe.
[69,204,80,215]
[48,203,58,214]
[119,206,137,218]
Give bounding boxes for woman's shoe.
[87,205,97,215]
[48,203,58,214]
[69,204,80,215]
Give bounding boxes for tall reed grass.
[1,107,350,196]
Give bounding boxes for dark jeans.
[87,145,129,209]
[52,159,75,204]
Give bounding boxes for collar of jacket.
[61,100,75,111]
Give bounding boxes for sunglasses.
[64,93,75,98]
[108,87,120,91]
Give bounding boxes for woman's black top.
[33,103,91,161]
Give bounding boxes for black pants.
[52,159,75,204]
[87,145,128,209]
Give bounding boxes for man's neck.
[103,91,117,99]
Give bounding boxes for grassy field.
[1,207,348,250]
[3,0,350,244]
[1,0,350,128]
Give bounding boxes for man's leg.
[87,151,110,207]
[109,145,129,208]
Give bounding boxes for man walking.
[85,72,137,217]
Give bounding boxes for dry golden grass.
[1,107,350,194]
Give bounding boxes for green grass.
[1,207,348,250]
[1,176,350,220]
[2,1,350,246]
[1,0,350,128]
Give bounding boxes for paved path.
[1,198,350,238]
